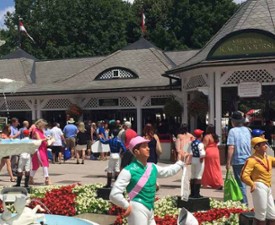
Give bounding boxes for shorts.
[66,138,76,149]
[107,153,120,173]
[76,144,87,151]
[50,146,62,154]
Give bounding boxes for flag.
[19,20,35,43]
[141,12,146,33]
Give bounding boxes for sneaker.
[81,160,84,164]
[77,160,80,164]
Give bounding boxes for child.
[15,129,31,188]
[100,129,126,188]
[251,129,274,156]
[109,136,195,225]
[188,129,205,198]
[241,137,275,225]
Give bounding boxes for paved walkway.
[0,158,274,223]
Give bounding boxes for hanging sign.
[238,82,262,98]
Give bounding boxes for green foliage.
[0,0,238,59]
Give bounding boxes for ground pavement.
[0,158,274,224]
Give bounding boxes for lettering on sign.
[238,82,262,98]
[210,32,275,59]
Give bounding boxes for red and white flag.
[19,20,35,43]
[141,12,146,33]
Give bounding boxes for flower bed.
[0,184,252,224]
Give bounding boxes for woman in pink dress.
[201,125,223,189]
[29,119,51,185]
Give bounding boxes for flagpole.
[18,16,22,48]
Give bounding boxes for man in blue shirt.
[100,129,126,188]
[63,118,78,160]
[226,111,251,205]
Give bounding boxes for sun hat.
[251,137,268,148]
[128,136,150,151]
[67,118,75,124]
[193,129,204,138]
[251,129,265,137]
[231,111,245,123]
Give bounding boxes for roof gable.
[168,0,275,72]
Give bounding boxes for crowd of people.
[1,111,275,224]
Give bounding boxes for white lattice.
[224,69,274,85]
[186,75,207,89]
[98,69,136,80]
[0,100,30,110]
[43,99,72,109]
[119,97,135,107]
[84,98,98,108]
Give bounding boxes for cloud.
[0,6,15,29]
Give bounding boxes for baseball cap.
[251,137,268,148]
[23,129,30,136]
[193,129,204,138]
[128,136,150,151]
[251,129,265,137]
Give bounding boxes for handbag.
[64,148,71,161]
[224,170,243,201]
[180,165,190,201]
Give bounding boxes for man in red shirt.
[120,121,137,169]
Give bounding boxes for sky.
[0,0,245,30]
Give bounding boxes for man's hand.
[250,183,256,193]
[123,205,132,217]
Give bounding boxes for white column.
[215,72,222,138]
[208,73,215,124]
[136,96,142,135]
[182,90,188,124]
[36,100,41,119]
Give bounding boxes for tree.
[0,0,239,58]
[1,0,132,59]
[132,0,238,50]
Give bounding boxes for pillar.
[215,72,222,138]
[208,73,215,125]
[136,96,142,135]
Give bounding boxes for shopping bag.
[64,148,71,161]
[47,148,53,161]
[224,170,243,201]
[180,165,190,201]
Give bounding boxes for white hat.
[67,118,75,124]
[124,121,132,128]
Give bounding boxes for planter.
[177,196,210,212]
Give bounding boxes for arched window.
[95,67,138,80]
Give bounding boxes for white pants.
[107,153,120,173]
[252,182,275,221]
[190,157,204,179]
[127,201,155,225]
[18,155,31,172]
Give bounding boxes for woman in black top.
[75,122,89,164]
